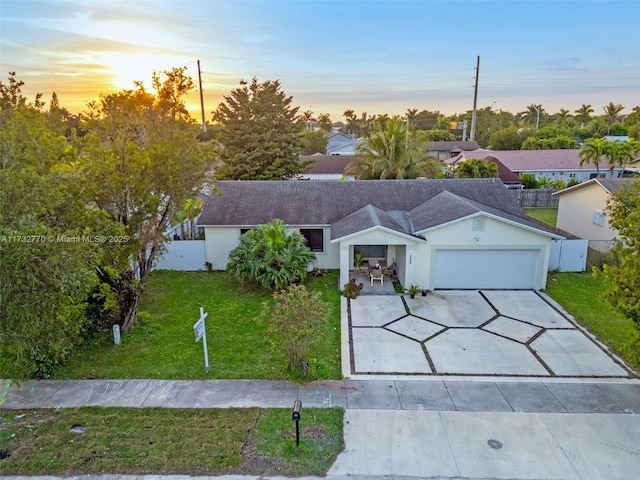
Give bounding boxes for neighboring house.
[483,156,522,189]
[444,154,522,189]
[426,141,480,161]
[326,131,359,155]
[298,154,355,181]
[553,178,634,252]
[197,179,562,290]
[448,149,627,183]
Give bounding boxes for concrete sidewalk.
[2,378,640,413]
[3,379,640,479]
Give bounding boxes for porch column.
[405,244,416,287]
[339,243,350,289]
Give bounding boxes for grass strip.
[546,272,639,369]
[524,208,557,226]
[0,407,344,476]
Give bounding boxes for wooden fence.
[510,189,559,208]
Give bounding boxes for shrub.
[343,278,364,299]
[227,219,314,291]
[261,284,329,374]
[520,173,537,189]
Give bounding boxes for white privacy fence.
[549,239,588,272]
[153,240,206,271]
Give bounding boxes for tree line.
[1,70,214,378]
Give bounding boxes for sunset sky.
[2,0,639,123]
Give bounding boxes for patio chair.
[370,268,384,286]
[357,261,370,275]
[383,261,396,278]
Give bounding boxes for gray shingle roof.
[553,177,635,197]
[331,204,414,240]
[198,179,555,237]
[597,178,635,195]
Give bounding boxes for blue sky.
[1,0,638,121]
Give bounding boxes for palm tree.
[345,118,440,179]
[603,141,624,176]
[454,158,499,178]
[317,113,332,133]
[517,104,545,128]
[602,102,624,134]
[342,109,355,134]
[226,219,314,291]
[574,104,594,129]
[608,140,640,177]
[582,118,608,139]
[579,138,608,177]
[554,108,573,127]
[299,109,313,130]
[406,108,418,121]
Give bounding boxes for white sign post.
[193,307,210,369]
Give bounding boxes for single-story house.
[298,154,355,180]
[197,179,562,290]
[427,141,480,161]
[447,149,628,183]
[553,178,635,252]
[444,154,522,189]
[326,131,359,155]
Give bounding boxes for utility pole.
[197,60,206,132]
[470,55,480,141]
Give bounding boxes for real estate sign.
[193,307,209,369]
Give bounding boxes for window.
[354,245,386,259]
[301,229,324,252]
[240,228,252,236]
[472,217,485,231]
[593,210,604,226]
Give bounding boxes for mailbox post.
[292,400,302,446]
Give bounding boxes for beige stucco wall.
[204,226,338,270]
[206,216,553,290]
[556,184,617,244]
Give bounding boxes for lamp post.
[534,106,541,130]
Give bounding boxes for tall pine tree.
[213,78,309,180]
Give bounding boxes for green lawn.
[524,208,557,226]
[0,407,343,476]
[53,270,342,381]
[546,272,639,369]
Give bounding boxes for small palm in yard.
[227,219,314,291]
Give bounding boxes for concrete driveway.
[342,290,634,378]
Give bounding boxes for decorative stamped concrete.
[346,290,634,378]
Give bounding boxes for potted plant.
[354,251,364,268]
[407,284,420,299]
[343,278,364,299]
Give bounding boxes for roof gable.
[330,204,414,240]
[553,177,634,197]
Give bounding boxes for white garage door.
[434,249,538,289]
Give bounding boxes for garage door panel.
[435,249,537,289]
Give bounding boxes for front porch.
[347,269,397,295]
